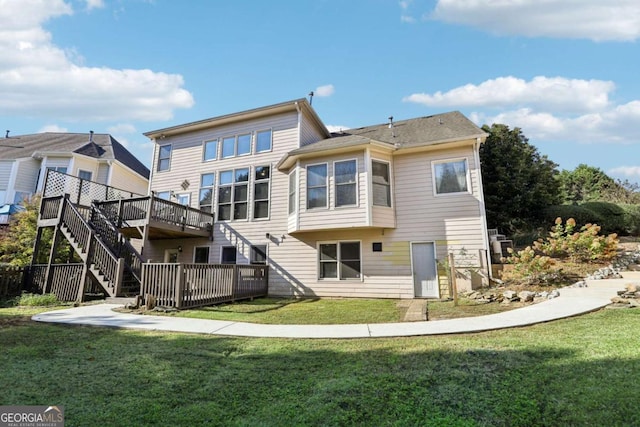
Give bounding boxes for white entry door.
[411,242,439,298]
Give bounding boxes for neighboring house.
[140,99,490,298]
[0,131,150,223]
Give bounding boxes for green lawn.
[1,306,639,426]
[128,297,512,324]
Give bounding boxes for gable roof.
[144,98,330,140]
[278,111,487,169]
[0,132,150,179]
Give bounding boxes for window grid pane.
[256,130,272,152]
[222,137,235,158]
[254,166,270,219]
[204,139,218,161]
[237,134,251,156]
[288,171,296,215]
[435,160,468,194]
[307,164,327,209]
[372,161,391,207]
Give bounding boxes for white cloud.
[430,0,640,42]
[315,84,335,97]
[84,0,104,10]
[401,15,416,23]
[0,0,194,122]
[406,75,640,146]
[38,124,68,133]
[107,123,137,134]
[403,76,614,113]
[609,166,640,179]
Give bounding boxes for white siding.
[97,163,109,185]
[109,162,149,195]
[14,159,40,193]
[72,156,98,180]
[300,116,326,147]
[0,161,13,189]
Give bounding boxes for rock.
[537,291,549,299]
[606,303,632,309]
[548,290,560,299]
[628,299,640,308]
[518,291,536,302]
[625,283,639,293]
[468,291,481,299]
[503,290,517,300]
[611,296,627,304]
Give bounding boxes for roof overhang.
[144,98,330,140]
[277,139,394,171]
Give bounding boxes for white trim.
[431,157,471,197]
[333,158,359,208]
[474,140,492,278]
[409,241,439,298]
[236,133,252,157]
[306,162,328,210]
[252,164,272,221]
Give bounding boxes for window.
[372,161,391,207]
[78,170,92,181]
[307,164,327,209]
[157,144,171,171]
[222,136,235,158]
[199,173,215,213]
[253,166,270,219]
[288,170,297,215]
[433,159,469,194]
[156,191,171,200]
[203,139,218,161]
[319,242,361,280]
[194,247,210,263]
[47,166,67,174]
[335,160,357,207]
[250,245,267,264]
[237,134,251,156]
[218,168,249,220]
[221,246,237,264]
[256,129,272,152]
[13,191,30,204]
[176,193,190,206]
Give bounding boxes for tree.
[0,195,73,266]
[558,164,640,204]
[480,124,560,232]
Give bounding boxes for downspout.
[146,138,156,196]
[474,138,493,280]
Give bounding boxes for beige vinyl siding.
[72,156,98,180]
[299,115,326,147]
[392,146,486,272]
[0,161,14,189]
[97,163,109,185]
[150,111,299,202]
[45,157,71,169]
[267,229,414,299]
[109,162,149,195]
[14,159,40,193]
[297,152,368,231]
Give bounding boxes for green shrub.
[620,204,640,236]
[542,205,603,228]
[15,293,60,307]
[580,202,626,234]
[502,246,568,286]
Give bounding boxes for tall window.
[256,129,272,152]
[250,245,267,264]
[218,168,249,220]
[253,166,270,219]
[175,193,190,206]
[372,161,391,207]
[319,242,361,280]
[157,144,171,171]
[203,139,218,161]
[237,134,251,156]
[335,160,357,207]
[221,136,235,158]
[156,191,171,200]
[433,159,469,195]
[199,173,215,213]
[307,164,327,209]
[288,170,297,215]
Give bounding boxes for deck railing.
[141,263,268,309]
[43,169,142,207]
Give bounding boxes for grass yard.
[1,305,639,426]
[124,297,514,324]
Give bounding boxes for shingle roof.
[0,132,150,179]
[279,111,487,168]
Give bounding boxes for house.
[33,98,490,305]
[141,99,490,299]
[0,131,150,224]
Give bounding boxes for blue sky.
[2,0,640,184]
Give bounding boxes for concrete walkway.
[32,273,639,339]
